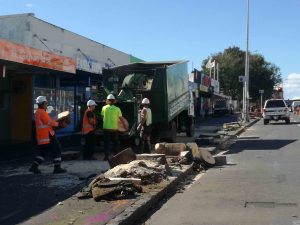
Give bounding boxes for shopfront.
[0,39,76,145]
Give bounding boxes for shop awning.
[213,92,231,100]
[0,39,76,74]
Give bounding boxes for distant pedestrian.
[101,94,125,160]
[204,101,209,116]
[82,100,97,159]
[29,96,67,174]
[137,98,152,153]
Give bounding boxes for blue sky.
[1,0,300,99]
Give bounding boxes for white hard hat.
[87,100,97,107]
[142,98,150,104]
[107,94,115,100]
[36,96,47,104]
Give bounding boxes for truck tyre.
[285,118,290,124]
[263,119,269,125]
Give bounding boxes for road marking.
[185,173,206,190]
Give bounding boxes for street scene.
[1,1,300,225]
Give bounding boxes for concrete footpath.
[3,117,259,225]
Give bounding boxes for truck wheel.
[285,118,290,124]
[186,121,194,137]
[263,119,269,125]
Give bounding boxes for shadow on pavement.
[225,139,297,155]
[0,173,84,225]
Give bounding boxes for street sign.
[259,90,264,94]
[239,76,245,82]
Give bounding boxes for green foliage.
[202,46,282,102]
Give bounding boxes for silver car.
[262,99,290,125]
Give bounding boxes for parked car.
[291,101,300,114]
[262,99,290,125]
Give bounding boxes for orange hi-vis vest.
[35,108,59,145]
[82,108,96,134]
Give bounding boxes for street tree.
[202,46,282,102]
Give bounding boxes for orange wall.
[10,75,32,142]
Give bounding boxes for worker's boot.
[53,165,67,174]
[29,163,41,174]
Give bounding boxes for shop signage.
[199,84,208,92]
[202,74,211,87]
[0,39,76,74]
[194,69,201,83]
[76,56,102,74]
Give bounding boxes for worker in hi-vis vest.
[137,98,152,153]
[101,94,125,160]
[29,96,67,174]
[82,100,97,159]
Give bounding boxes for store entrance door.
[10,75,33,143]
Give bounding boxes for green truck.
[99,61,195,143]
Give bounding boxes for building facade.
[0,13,141,146]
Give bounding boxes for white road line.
[186,173,206,190]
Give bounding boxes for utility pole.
[244,0,250,122]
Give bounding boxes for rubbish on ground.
[91,180,142,201]
[104,160,170,185]
[77,174,142,201]
[108,177,141,185]
[155,143,186,156]
[136,153,167,165]
[223,122,241,131]
[109,148,136,168]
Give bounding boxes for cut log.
[186,143,201,162]
[109,148,136,168]
[136,154,167,165]
[213,155,227,166]
[154,143,186,156]
[198,148,215,166]
[57,111,71,124]
[154,143,166,153]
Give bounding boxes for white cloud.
[25,3,34,8]
[283,73,300,100]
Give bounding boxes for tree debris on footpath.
[76,142,218,201]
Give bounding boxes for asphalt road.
[146,114,300,225]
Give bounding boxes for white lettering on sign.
[169,92,189,119]
[76,57,102,74]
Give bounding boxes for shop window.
[33,87,75,134]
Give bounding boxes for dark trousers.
[139,125,152,153]
[33,135,62,166]
[83,131,95,159]
[103,130,119,158]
